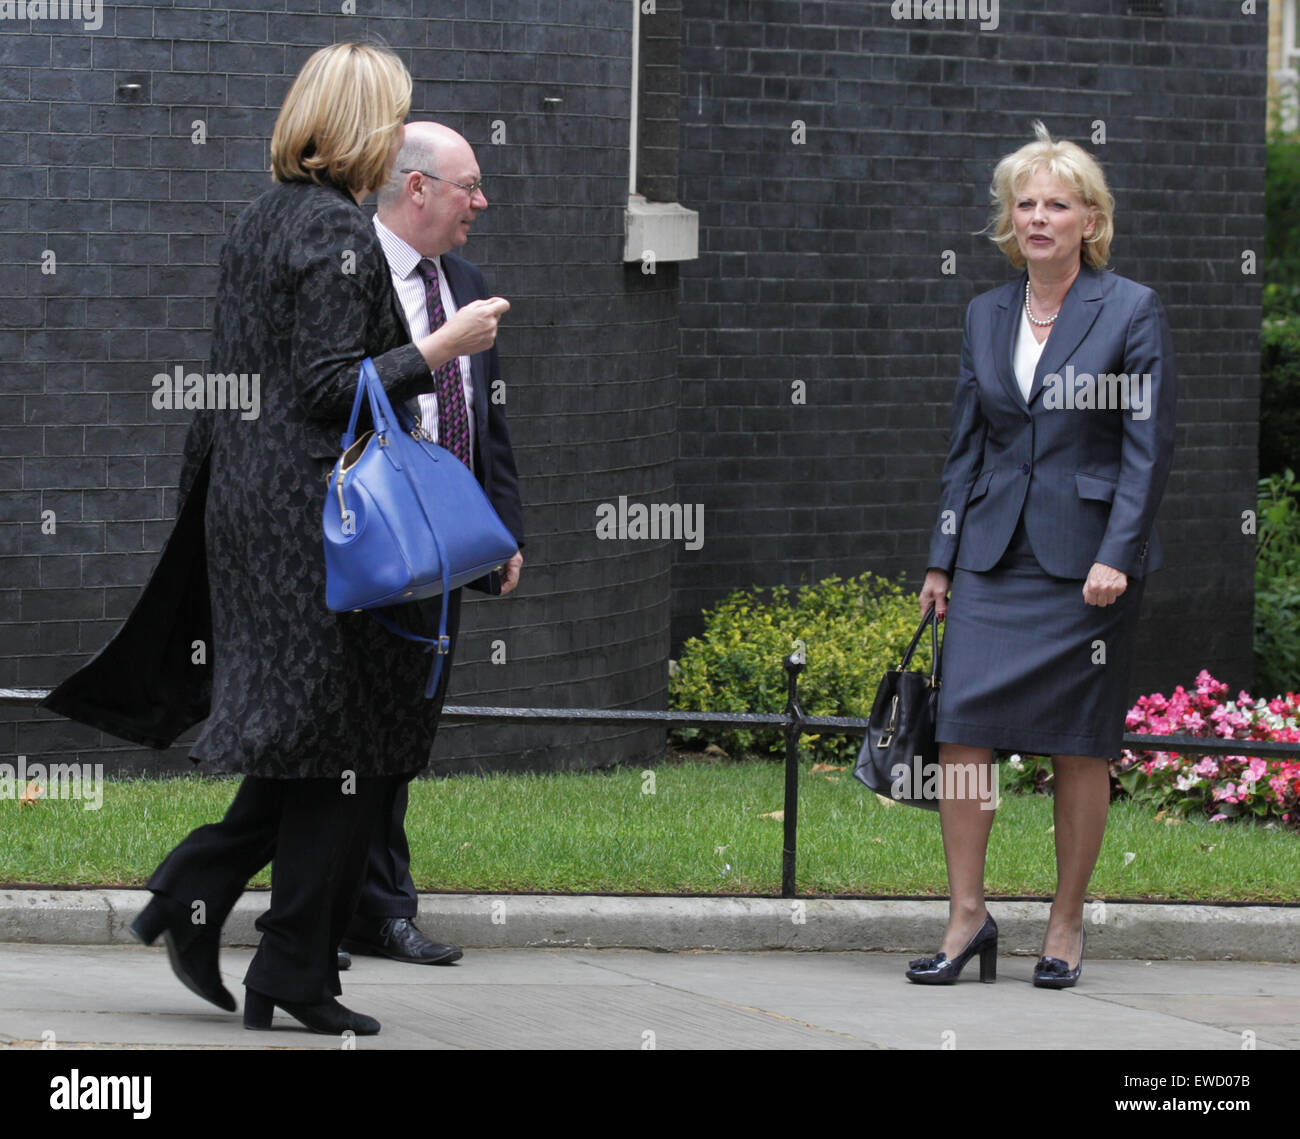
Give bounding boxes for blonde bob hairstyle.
[987,121,1114,270]
[270,42,411,195]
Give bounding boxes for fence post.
[781,651,806,898]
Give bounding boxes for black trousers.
[355,772,419,918]
[148,773,400,1003]
[355,590,463,922]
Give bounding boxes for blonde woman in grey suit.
[908,123,1176,989]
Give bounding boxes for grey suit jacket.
[927,264,1177,581]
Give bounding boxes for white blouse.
[1013,304,1048,404]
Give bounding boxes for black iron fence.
[4,654,1299,896]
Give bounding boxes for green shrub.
[668,573,932,763]
[1259,319,1300,480]
[1261,123,1300,478]
[1264,129,1300,315]
[1256,468,1300,697]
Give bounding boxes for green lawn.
[2,758,1297,901]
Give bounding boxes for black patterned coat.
[45,180,524,778]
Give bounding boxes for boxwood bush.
[1256,468,1300,698]
[668,573,932,763]
[1259,318,1300,481]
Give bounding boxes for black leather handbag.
[852,604,943,810]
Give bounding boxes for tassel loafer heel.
[244,988,381,1036]
[1033,928,1086,989]
[905,913,998,984]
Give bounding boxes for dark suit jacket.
[44,179,522,776]
[405,250,524,594]
[927,264,1176,581]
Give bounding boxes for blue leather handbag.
[323,358,518,696]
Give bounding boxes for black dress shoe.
[905,913,998,985]
[1033,928,1086,989]
[244,988,379,1035]
[130,897,237,1013]
[337,949,352,971]
[341,917,463,965]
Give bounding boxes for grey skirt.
[935,518,1145,759]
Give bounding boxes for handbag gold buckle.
[876,694,899,748]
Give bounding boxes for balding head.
[376,122,486,256]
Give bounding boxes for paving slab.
[0,942,1293,1051]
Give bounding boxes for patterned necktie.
[413,258,472,467]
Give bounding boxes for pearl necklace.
[1024,280,1059,326]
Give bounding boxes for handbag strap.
[342,358,395,450]
[897,604,943,686]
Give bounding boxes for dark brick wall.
[674,0,1266,697]
[637,0,681,202]
[0,3,679,775]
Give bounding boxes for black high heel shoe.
[244,988,381,1036]
[906,913,998,984]
[129,897,236,1013]
[1033,928,1085,989]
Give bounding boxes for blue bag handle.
[341,358,394,449]
[343,357,455,698]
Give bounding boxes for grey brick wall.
[1,3,679,776]
[637,0,681,203]
[674,0,1265,697]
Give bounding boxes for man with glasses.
[338,121,525,969]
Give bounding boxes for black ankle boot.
[905,913,998,984]
[130,896,236,1013]
[243,988,381,1035]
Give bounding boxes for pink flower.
[1122,675,1300,827]
[1194,669,1218,693]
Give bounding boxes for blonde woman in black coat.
[48,43,515,1035]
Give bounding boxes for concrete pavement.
[0,941,1295,1050]
[1,890,1297,1050]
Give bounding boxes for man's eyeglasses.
[400,168,485,197]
